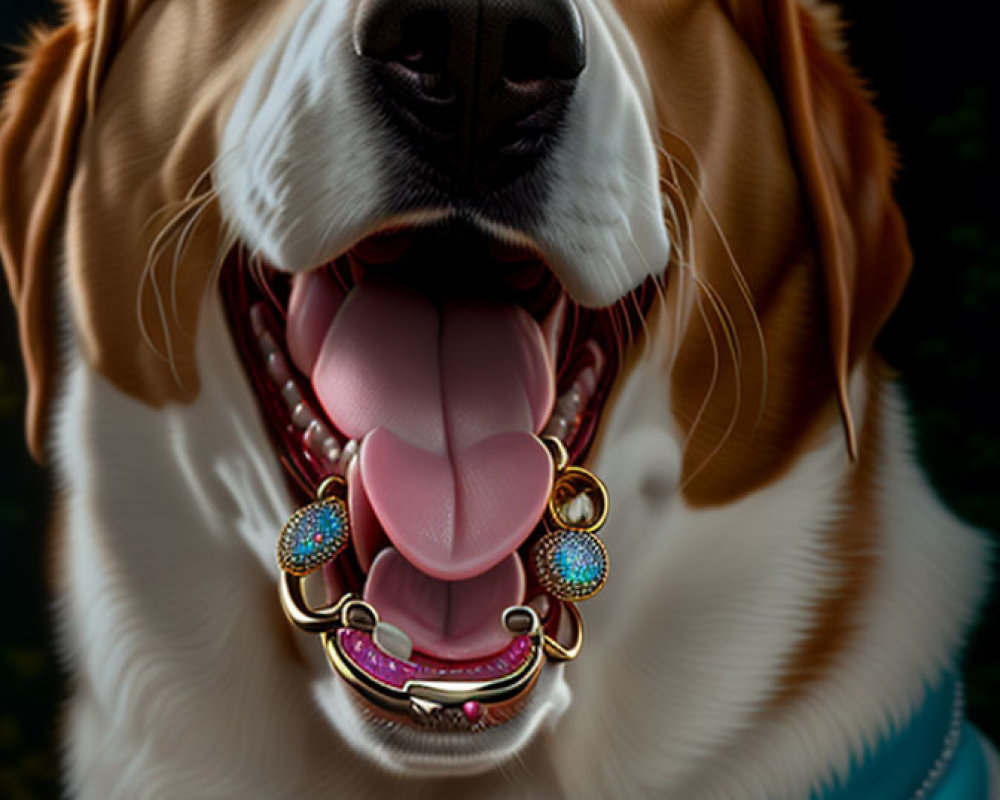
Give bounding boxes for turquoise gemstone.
[277,497,350,576]
[532,530,608,601]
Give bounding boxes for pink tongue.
[296,279,554,658]
[364,548,525,659]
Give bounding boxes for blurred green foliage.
[0,1,997,797]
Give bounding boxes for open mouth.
[221,220,653,728]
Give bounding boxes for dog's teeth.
[291,402,313,429]
[373,621,413,661]
[250,303,267,339]
[281,380,301,408]
[542,294,568,363]
[545,416,569,440]
[266,351,291,384]
[305,420,332,452]
[574,367,598,400]
[578,341,605,395]
[557,387,583,416]
[339,439,359,473]
[249,303,267,336]
[322,437,342,465]
[257,329,276,357]
[559,493,596,527]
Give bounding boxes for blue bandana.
[811,675,991,800]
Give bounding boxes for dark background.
[0,1,997,797]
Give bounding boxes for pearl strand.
[910,681,965,800]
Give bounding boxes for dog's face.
[1,0,913,782]
[208,0,669,772]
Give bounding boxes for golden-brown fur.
[610,0,911,505]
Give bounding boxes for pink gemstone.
[313,533,324,543]
[462,701,484,724]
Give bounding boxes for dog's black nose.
[354,0,585,190]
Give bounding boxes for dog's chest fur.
[53,291,995,798]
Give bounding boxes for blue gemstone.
[277,497,350,576]
[532,530,608,601]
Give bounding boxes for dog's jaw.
[219,224,652,761]
[285,591,575,777]
[314,662,572,777]
[51,287,992,798]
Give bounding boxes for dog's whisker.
[657,137,769,429]
[679,271,722,458]
[137,204,198,375]
[137,188,220,389]
[657,143,753,470]
[169,191,218,336]
[658,163,698,368]
[679,282,745,492]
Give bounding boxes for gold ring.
[279,572,348,634]
[542,602,584,662]
[316,474,347,500]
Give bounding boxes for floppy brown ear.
[0,0,140,461]
[722,0,912,457]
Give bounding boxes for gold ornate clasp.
[274,441,603,729]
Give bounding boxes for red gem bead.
[462,700,484,724]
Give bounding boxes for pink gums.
[339,629,532,689]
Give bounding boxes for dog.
[1,0,997,797]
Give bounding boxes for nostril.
[400,45,426,68]
[503,18,583,84]
[357,5,456,105]
[503,21,553,84]
[392,10,450,75]
[353,2,452,73]
[355,0,585,188]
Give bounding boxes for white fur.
[517,0,670,305]
[56,295,576,797]
[55,284,995,800]
[557,334,994,800]
[216,0,393,272]
[50,0,995,796]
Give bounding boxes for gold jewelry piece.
[548,464,609,533]
[541,601,585,662]
[276,476,350,577]
[274,438,605,729]
[532,437,610,602]
[533,529,609,601]
[278,578,581,729]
